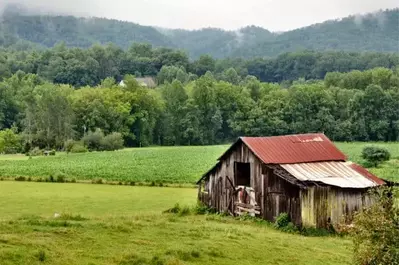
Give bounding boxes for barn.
[197,133,386,228]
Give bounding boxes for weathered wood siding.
[300,187,374,228]
[198,141,301,224]
[199,142,263,213]
[263,166,301,225]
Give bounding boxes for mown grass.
[0,142,397,183]
[0,182,352,265]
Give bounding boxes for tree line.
[1,43,398,88]
[0,66,398,152]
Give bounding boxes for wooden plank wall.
[198,141,302,224]
[263,166,302,225]
[300,186,375,228]
[198,142,263,213]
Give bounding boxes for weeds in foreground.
[35,250,46,262]
[164,203,337,237]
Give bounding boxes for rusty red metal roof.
[240,133,347,164]
[349,163,386,185]
[281,161,383,188]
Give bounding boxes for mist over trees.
[0,7,398,58]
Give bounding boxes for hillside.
[0,6,398,58]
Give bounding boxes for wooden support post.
[261,174,265,218]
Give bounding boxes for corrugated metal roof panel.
[349,163,386,185]
[280,161,381,188]
[241,133,346,164]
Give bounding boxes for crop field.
[0,182,352,265]
[0,142,398,183]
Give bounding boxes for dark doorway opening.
[235,162,251,186]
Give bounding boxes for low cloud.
[0,0,398,31]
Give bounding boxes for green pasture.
[0,182,352,265]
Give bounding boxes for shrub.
[64,139,75,153]
[100,132,124,151]
[82,128,104,151]
[92,178,103,184]
[351,187,399,265]
[274,213,290,229]
[70,143,88,153]
[23,142,31,154]
[361,146,391,167]
[54,172,66,183]
[48,149,56,156]
[47,175,55,182]
[193,202,214,215]
[29,147,43,156]
[0,129,21,154]
[15,176,26,181]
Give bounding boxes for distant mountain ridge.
[0,5,398,58]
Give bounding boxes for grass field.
[0,182,352,265]
[0,142,398,183]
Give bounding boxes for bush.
[92,178,103,184]
[0,129,21,154]
[29,147,43,156]
[361,146,391,167]
[193,202,214,215]
[54,172,67,183]
[70,143,88,153]
[274,213,291,229]
[100,132,124,151]
[82,129,104,151]
[64,139,75,153]
[15,176,26,181]
[351,187,399,265]
[47,175,55,182]
[48,149,56,156]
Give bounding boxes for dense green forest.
[1,65,398,152]
[1,6,398,58]
[1,43,398,86]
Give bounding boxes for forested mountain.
[0,8,173,49]
[1,6,398,58]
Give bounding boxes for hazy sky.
[1,0,398,31]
